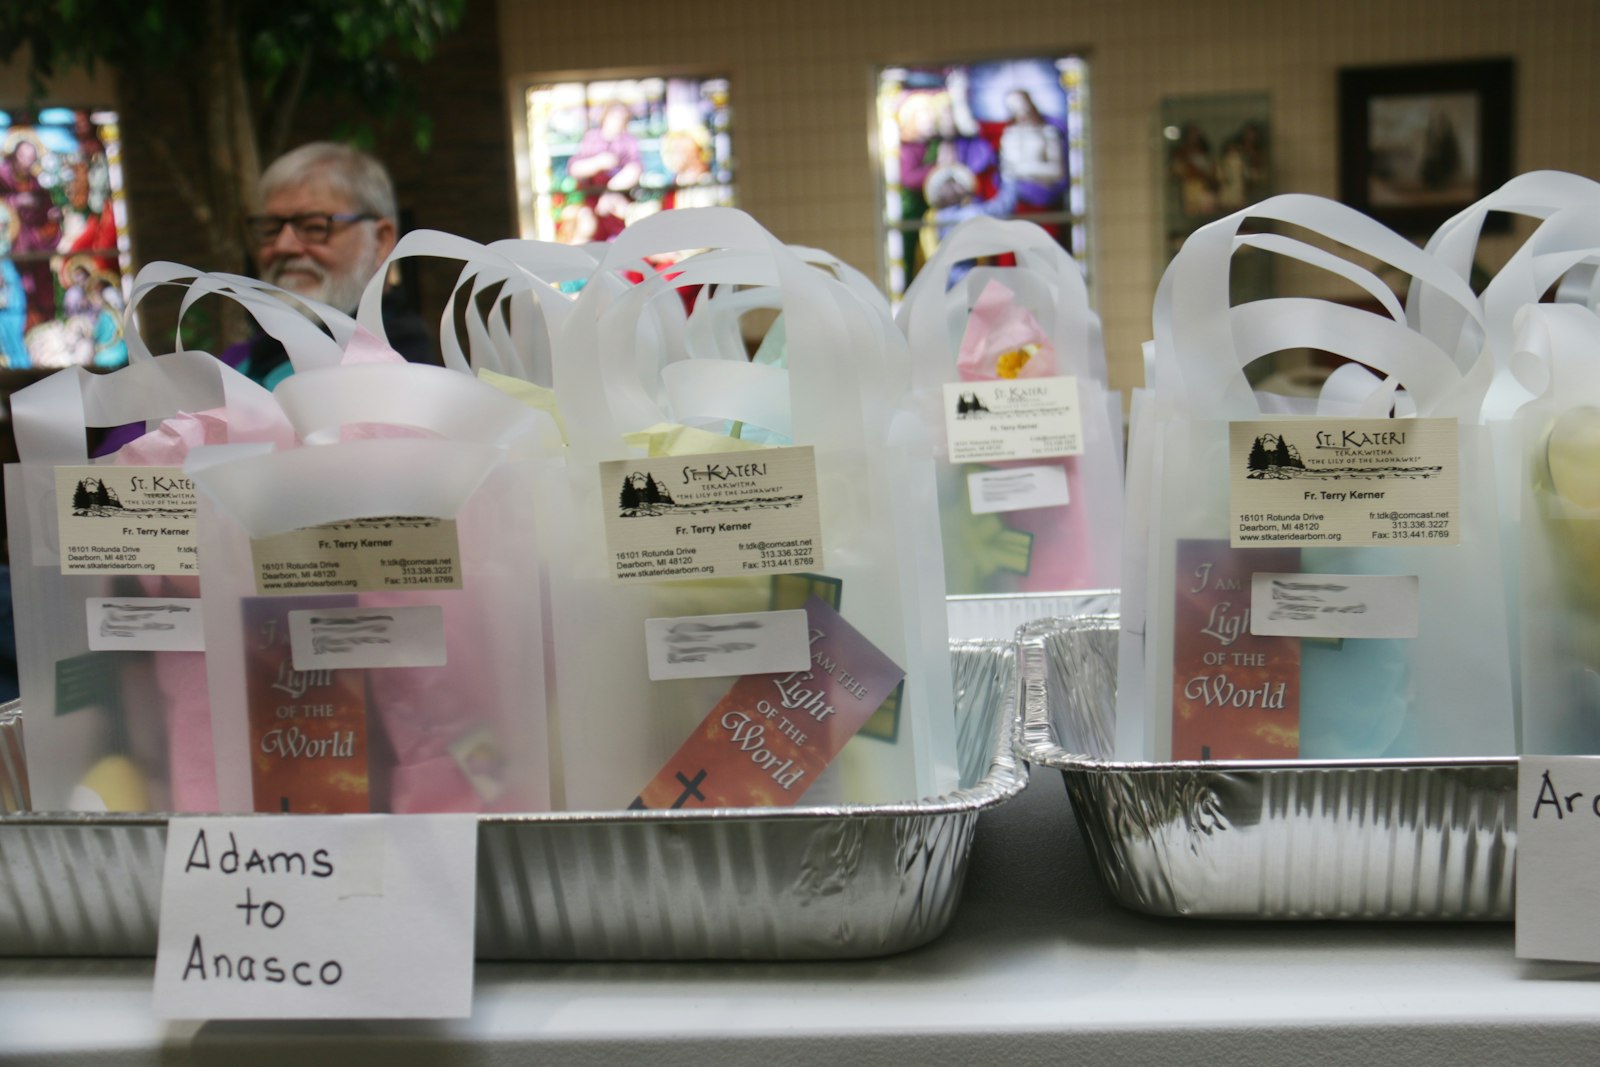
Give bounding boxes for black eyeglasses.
[244,212,377,246]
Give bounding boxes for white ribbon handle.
[1510,302,1600,404]
[1154,193,1487,417]
[685,282,784,364]
[123,263,351,370]
[1484,206,1600,353]
[11,350,290,464]
[899,216,1094,393]
[357,230,566,376]
[1412,170,1600,357]
[557,207,865,461]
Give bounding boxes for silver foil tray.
[1018,611,1517,921]
[0,640,1025,960]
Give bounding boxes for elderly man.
[232,141,436,387]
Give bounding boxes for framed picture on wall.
[1157,92,1272,302]
[1337,58,1513,234]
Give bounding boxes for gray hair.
[258,142,397,221]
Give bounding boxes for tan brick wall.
[498,0,1600,391]
[7,1,1600,387]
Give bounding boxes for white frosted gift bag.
[1414,177,1600,740]
[550,207,957,811]
[897,216,1121,595]
[1410,170,1600,397]
[188,362,557,814]
[6,264,308,811]
[1137,194,1514,762]
[1512,304,1600,754]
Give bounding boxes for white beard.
[263,228,382,315]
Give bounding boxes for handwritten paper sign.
[1517,757,1600,962]
[154,815,477,1019]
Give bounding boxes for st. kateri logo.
[954,392,991,419]
[71,477,124,514]
[1245,433,1306,479]
[618,471,677,516]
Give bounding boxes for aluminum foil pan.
[0,640,1024,959]
[946,590,1119,642]
[1019,611,1518,920]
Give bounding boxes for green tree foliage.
[1247,436,1269,471]
[0,0,466,342]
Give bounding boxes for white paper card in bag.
[56,465,198,575]
[1248,573,1420,640]
[251,517,462,595]
[86,597,205,652]
[942,376,1085,463]
[153,814,477,1019]
[289,605,447,671]
[1516,757,1600,962]
[644,608,811,681]
[599,445,823,582]
[1228,418,1460,548]
[967,465,1070,515]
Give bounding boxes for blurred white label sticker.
[644,609,811,681]
[1249,573,1419,640]
[967,465,1070,515]
[87,597,205,652]
[288,605,446,671]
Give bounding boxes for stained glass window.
[516,76,733,253]
[877,57,1089,302]
[0,107,131,369]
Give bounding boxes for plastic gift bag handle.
[1480,205,1600,408]
[476,238,603,384]
[1510,302,1600,405]
[899,216,1095,393]
[1411,170,1600,360]
[123,263,351,371]
[356,230,568,378]
[558,208,870,463]
[1153,193,1487,417]
[10,349,289,466]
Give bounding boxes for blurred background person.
[235,141,436,388]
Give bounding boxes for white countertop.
[4,767,1598,1066]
